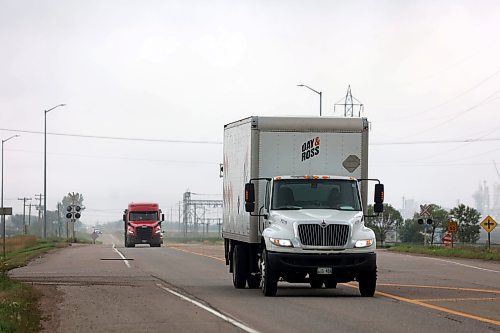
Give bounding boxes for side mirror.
[374,184,384,203]
[374,184,384,213]
[245,183,256,212]
[161,214,165,221]
[123,214,126,222]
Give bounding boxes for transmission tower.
[182,190,222,238]
[334,85,364,117]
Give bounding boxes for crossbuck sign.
[420,204,431,217]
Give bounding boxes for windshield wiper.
[275,206,302,210]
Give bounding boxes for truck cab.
[123,203,164,247]
[242,175,383,296]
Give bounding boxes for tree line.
[6,192,85,238]
[366,203,481,245]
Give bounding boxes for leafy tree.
[400,215,424,243]
[366,204,403,245]
[449,204,480,244]
[427,204,449,245]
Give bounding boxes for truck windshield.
[129,211,158,221]
[272,179,361,211]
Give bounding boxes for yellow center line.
[168,245,225,262]
[414,297,499,302]
[344,283,500,326]
[377,283,500,294]
[168,246,500,326]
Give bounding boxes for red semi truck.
[123,203,164,247]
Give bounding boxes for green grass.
[0,238,68,332]
[0,272,42,333]
[1,240,66,272]
[388,244,500,261]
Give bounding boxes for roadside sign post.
[480,216,497,250]
[91,231,98,244]
[0,207,13,258]
[447,221,458,248]
[419,204,433,246]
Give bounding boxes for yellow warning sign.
[480,216,497,233]
[448,221,458,233]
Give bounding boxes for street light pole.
[297,84,322,116]
[44,104,65,239]
[2,134,20,257]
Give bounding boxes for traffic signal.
[426,218,433,225]
[66,205,82,220]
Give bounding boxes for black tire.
[150,243,161,247]
[358,270,377,297]
[247,274,260,289]
[232,244,248,289]
[310,278,323,289]
[260,249,278,296]
[324,281,337,289]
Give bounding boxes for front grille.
[136,226,153,240]
[298,223,349,247]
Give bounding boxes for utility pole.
[178,201,181,233]
[34,194,43,236]
[57,202,61,238]
[17,197,32,235]
[28,203,33,231]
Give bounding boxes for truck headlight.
[269,237,293,247]
[354,239,374,248]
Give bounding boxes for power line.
[392,88,500,140]
[389,67,500,122]
[6,148,219,164]
[3,127,500,148]
[371,137,500,145]
[0,128,222,145]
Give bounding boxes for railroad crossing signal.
[448,221,458,233]
[418,204,433,225]
[480,215,497,233]
[420,204,431,217]
[66,205,81,221]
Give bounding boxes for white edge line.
[425,257,500,273]
[156,283,260,333]
[112,243,131,268]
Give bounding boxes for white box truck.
[222,116,384,296]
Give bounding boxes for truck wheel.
[260,249,278,296]
[232,244,248,289]
[358,270,377,297]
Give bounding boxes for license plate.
[317,267,332,275]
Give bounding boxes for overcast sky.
[1,0,500,225]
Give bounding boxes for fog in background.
[1,0,500,225]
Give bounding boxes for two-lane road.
[10,234,500,332]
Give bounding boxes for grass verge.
[0,237,67,332]
[388,244,500,261]
[0,272,42,333]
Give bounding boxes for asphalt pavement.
[9,234,500,333]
